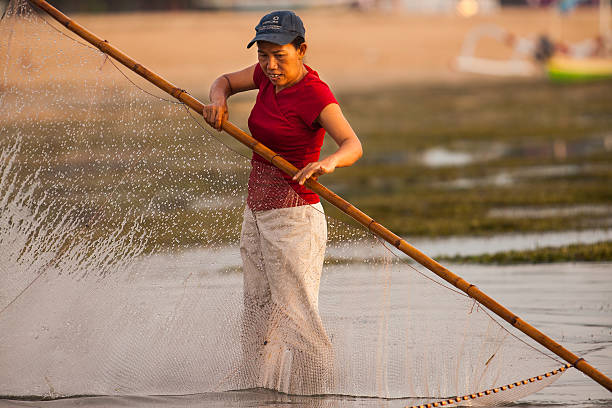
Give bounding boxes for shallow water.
[409,229,612,258]
[325,229,612,261]
[451,263,612,407]
[1,262,610,408]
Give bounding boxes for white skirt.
[239,202,334,394]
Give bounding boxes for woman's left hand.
[292,103,362,186]
[293,156,338,186]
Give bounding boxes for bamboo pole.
[28,0,612,393]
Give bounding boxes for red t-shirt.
[247,63,337,211]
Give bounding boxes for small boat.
[546,56,612,82]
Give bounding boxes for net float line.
[407,363,572,408]
[28,0,612,393]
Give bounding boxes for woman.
[203,10,362,395]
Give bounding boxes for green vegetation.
[5,78,612,261]
[440,241,612,264]
[321,79,612,241]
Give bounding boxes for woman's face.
[257,41,306,89]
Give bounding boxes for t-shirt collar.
[274,64,317,95]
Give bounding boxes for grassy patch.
[5,79,612,249]
[440,241,612,264]
[320,79,612,237]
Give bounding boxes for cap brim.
[247,32,298,49]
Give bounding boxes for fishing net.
[1,1,571,406]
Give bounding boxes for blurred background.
[2,0,611,261]
[1,2,611,405]
[0,0,606,13]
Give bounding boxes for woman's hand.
[292,103,362,186]
[202,100,228,131]
[293,156,339,186]
[203,65,258,131]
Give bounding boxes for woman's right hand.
[202,100,228,131]
[203,65,257,131]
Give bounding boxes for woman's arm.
[293,103,362,185]
[203,64,258,130]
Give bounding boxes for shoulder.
[297,66,337,109]
[292,66,338,126]
[301,66,335,97]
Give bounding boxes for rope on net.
[407,363,572,408]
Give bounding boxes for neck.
[275,63,307,93]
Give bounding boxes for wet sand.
[12,6,604,93]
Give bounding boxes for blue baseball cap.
[247,10,305,49]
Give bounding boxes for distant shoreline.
[36,7,604,93]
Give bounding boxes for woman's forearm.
[203,65,257,130]
[292,103,362,185]
[203,75,232,130]
[324,136,362,169]
[208,75,233,104]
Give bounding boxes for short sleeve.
[253,63,266,88]
[299,80,338,127]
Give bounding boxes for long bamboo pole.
[28,0,612,393]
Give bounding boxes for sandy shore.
[34,7,604,94]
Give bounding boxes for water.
[322,229,612,260]
[452,263,612,407]
[1,262,610,408]
[422,147,474,167]
[408,229,612,258]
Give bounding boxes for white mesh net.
[0,1,570,406]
